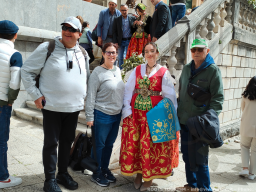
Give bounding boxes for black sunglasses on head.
[62,25,79,33]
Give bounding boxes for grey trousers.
[240,136,256,175]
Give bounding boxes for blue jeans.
[118,40,130,69]
[0,105,12,181]
[180,124,212,192]
[91,109,121,174]
[172,5,186,27]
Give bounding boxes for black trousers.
[41,109,80,180]
[85,48,95,64]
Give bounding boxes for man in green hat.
[176,39,224,192]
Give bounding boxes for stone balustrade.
[158,0,234,81]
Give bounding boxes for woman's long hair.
[242,76,256,100]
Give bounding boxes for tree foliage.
[248,0,256,8]
[121,53,144,81]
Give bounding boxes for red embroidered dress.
[126,15,151,59]
[120,65,180,181]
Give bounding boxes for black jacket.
[113,15,136,46]
[170,0,186,4]
[186,109,223,171]
[150,1,172,39]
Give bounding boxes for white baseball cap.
[108,0,117,4]
[61,16,82,32]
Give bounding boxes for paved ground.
[1,117,255,192]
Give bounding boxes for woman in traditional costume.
[126,3,151,59]
[120,42,180,191]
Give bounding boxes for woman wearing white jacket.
[239,76,256,180]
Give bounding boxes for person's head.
[61,16,82,48]
[142,42,159,63]
[242,76,256,100]
[0,20,19,43]
[76,16,84,25]
[190,38,210,64]
[120,4,129,18]
[135,3,146,16]
[150,0,161,6]
[82,21,90,31]
[102,42,118,65]
[108,0,117,12]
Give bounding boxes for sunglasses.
[105,51,117,56]
[191,48,206,53]
[62,25,79,33]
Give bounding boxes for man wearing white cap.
[21,16,89,192]
[97,0,121,46]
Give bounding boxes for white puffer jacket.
[0,38,20,102]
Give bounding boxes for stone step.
[14,108,91,136]
[26,101,86,125]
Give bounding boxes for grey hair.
[120,4,128,8]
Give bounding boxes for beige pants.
[240,136,256,175]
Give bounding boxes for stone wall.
[217,41,256,125]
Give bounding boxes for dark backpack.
[69,131,98,173]
[91,24,98,42]
[35,40,90,88]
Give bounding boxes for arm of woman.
[162,70,178,111]
[122,68,136,119]
[241,96,245,112]
[85,70,100,127]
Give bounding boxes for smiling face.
[61,24,82,47]
[120,5,128,17]
[102,46,117,65]
[144,44,159,64]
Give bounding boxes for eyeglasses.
[62,25,79,33]
[191,48,206,53]
[120,10,128,12]
[105,51,117,56]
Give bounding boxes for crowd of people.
[0,0,256,192]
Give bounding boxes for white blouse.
[122,64,178,119]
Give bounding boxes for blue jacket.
[97,8,121,41]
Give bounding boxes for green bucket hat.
[136,3,147,11]
[190,38,208,49]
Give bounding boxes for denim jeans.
[91,109,121,174]
[172,5,186,27]
[118,40,130,69]
[180,124,212,192]
[0,105,12,181]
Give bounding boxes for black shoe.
[102,169,116,183]
[56,172,78,190]
[91,173,110,187]
[43,179,62,192]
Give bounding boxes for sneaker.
[0,176,22,189]
[102,169,116,183]
[239,169,249,177]
[43,179,62,192]
[248,174,256,180]
[90,173,110,187]
[56,172,78,190]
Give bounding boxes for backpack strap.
[79,45,91,80]
[45,40,55,63]
[35,40,56,88]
